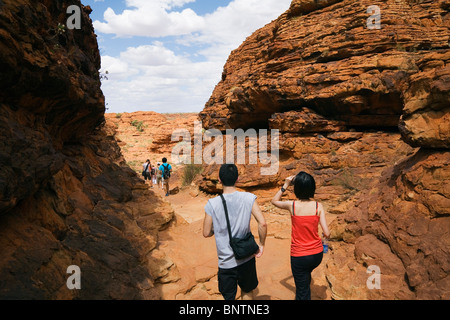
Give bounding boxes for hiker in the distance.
[156,162,163,189]
[271,171,330,300]
[203,164,267,300]
[151,162,157,186]
[142,159,152,184]
[159,157,172,196]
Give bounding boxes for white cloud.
[101,55,131,77]
[94,0,204,37]
[96,0,292,113]
[203,0,287,46]
[124,42,188,66]
[100,41,221,113]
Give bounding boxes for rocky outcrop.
[105,112,198,170]
[0,123,175,299]
[0,0,176,299]
[199,0,449,148]
[197,130,417,207]
[0,0,104,214]
[198,0,449,299]
[329,149,449,299]
[399,51,450,148]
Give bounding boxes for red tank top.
[291,201,323,257]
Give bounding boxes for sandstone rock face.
[0,0,176,299]
[399,51,450,148]
[0,124,175,299]
[198,129,417,212]
[198,0,449,299]
[199,0,449,148]
[329,149,450,299]
[105,112,198,172]
[0,0,104,214]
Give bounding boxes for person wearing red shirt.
[271,172,331,300]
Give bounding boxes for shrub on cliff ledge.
[182,164,203,186]
[131,120,146,132]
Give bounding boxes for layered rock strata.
[200,0,449,147]
[199,0,449,299]
[0,0,176,299]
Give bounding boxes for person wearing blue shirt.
[159,157,172,196]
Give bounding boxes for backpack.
[162,163,171,179]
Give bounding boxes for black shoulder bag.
[220,194,259,260]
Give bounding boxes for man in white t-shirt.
[203,164,267,300]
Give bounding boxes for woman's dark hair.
[293,171,316,200]
[219,164,239,187]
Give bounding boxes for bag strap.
[145,163,150,171]
[220,194,233,243]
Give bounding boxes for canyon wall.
[199,0,449,299]
[200,0,449,147]
[0,0,175,299]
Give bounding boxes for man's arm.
[203,212,214,238]
[251,200,267,258]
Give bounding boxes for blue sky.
[82,0,292,114]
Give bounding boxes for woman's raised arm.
[271,175,295,211]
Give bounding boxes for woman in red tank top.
[271,172,331,300]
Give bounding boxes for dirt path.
[151,183,333,300]
[106,111,334,299]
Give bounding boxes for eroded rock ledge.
[0,0,176,299]
[198,0,449,299]
[200,0,449,148]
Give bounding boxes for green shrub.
[131,120,146,132]
[182,164,203,186]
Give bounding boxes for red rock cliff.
[0,0,175,299]
[199,0,449,299]
[200,0,449,148]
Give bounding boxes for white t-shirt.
[142,162,151,173]
[205,191,257,269]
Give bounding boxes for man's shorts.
[217,257,258,300]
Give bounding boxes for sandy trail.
[151,182,333,300]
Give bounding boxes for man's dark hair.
[293,171,316,200]
[146,159,150,162]
[162,157,167,163]
[219,164,239,187]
